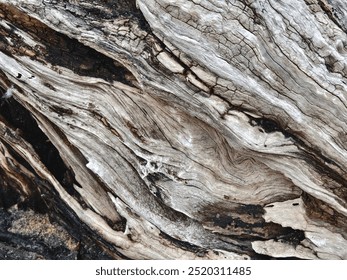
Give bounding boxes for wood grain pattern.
[1,0,347,259]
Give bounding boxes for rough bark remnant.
[1,0,347,259]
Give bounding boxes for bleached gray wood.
[1,0,347,259]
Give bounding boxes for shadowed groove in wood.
[0,4,137,85]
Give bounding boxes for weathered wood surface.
[1,0,347,259]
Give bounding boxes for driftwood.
[1,0,347,259]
